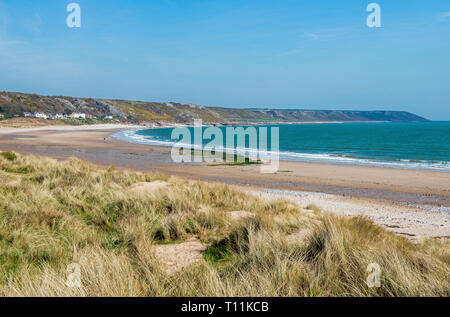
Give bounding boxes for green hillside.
[0,91,429,123]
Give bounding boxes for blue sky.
[0,0,449,120]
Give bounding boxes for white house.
[69,113,86,119]
[53,114,65,119]
[34,112,48,119]
[23,112,33,117]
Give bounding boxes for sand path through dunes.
[153,238,206,275]
[128,181,169,195]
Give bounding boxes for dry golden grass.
[0,118,69,128]
[0,152,448,297]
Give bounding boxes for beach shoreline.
[110,123,450,172]
[0,125,449,239]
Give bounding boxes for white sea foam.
[111,129,450,171]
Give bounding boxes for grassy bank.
[0,152,448,297]
[0,117,121,128]
[0,118,70,128]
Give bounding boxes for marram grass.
[0,152,448,297]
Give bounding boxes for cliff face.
[0,91,429,123]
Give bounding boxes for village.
[21,112,114,120]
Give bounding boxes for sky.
[0,0,449,120]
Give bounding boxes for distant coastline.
[0,91,429,124]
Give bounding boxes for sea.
[111,122,450,171]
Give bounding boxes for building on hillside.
[23,112,33,117]
[102,115,113,120]
[48,114,65,120]
[69,113,86,119]
[34,112,48,119]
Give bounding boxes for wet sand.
[1,126,449,239]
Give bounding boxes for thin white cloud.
[303,32,321,40]
[301,28,347,41]
[0,36,31,60]
[277,48,303,57]
[0,2,11,32]
[443,12,450,18]
[0,40,29,46]
[23,13,43,34]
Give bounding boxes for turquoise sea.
[112,122,450,171]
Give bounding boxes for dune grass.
[0,151,448,297]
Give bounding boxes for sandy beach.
[1,125,449,240]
